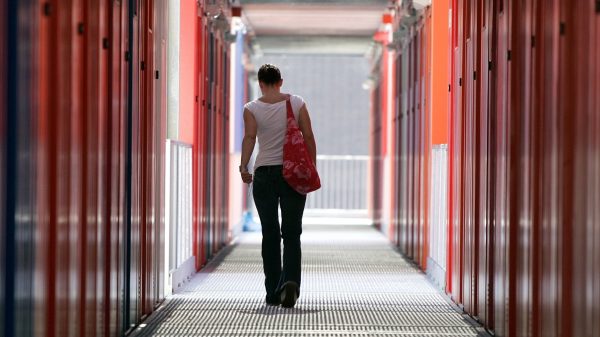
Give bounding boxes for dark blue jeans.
[252,165,306,299]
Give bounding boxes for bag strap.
[285,95,294,121]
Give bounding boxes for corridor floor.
[132,225,488,337]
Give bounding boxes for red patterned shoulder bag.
[282,96,321,195]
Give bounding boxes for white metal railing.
[165,140,194,294]
[427,145,448,289]
[305,155,369,212]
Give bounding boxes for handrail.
[306,155,369,212]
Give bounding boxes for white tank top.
[245,94,305,169]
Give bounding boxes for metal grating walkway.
[132,225,488,337]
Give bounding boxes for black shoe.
[279,282,299,308]
[265,294,280,306]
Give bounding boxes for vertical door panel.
[72,1,86,333]
[592,5,600,336]
[557,0,575,335]
[511,0,534,335]
[127,5,141,330]
[450,0,466,305]
[56,1,73,335]
[392,53,401,247]
[416,28,423,266]
[112,1,129,334]
[139,0,155,315]
[407,39,414,258]
[493,1,512,334]
[447,0,457,296]
[200,23,209,265]
[463,0,475,311]
[221,45,228,247]
[37,0,52,334]
[400,51,407,252]
[539,1,560,336]
[154,0,168,304]
[83,0,109,334]
[409,35,416,260]
[562,1,595,336]
[6,1,37,336]
[477,0,492,326]
[0,0,5,330]
[416,31,423,263]
[530,0,543,335]
[193,3,201,270]
[421,13,432,269]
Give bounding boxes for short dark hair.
[257,64,282,85]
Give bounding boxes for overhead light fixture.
[211,11,229,33]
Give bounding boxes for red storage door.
[492,0,513,335]
[371,85,383,229]
[199,26,211,265]
[410,32,419,262]
[392,53,401,247]
[476,0,494,327]
[82,0,112,335]
[209,39,216,255]
[462,0,476,314]
[126,0,167,328]
[222,48,230,246]
[153,0,168,304]
[509,0,536,335]
[139,0,154,316]
[537,1,561,336]
[402,41,410,255]
[108,1,129,334]
[127,1,142,328]
[40,1,89,335]
[70,0,87,331]
[201,23,210,265]
[449,0,464,304]
[592,4,600,337]
[400,37,410,254]
[219,42,225,251]
[420,11,432,270]
[558,1,598,336]
[209,34,217,255]
[36,0,122,335]
[193,2,205,270]
[7,0,168,334]
[557,0,575,333]
[406,39,415,258]
[137,0,166,316]
[216,41,226,251]
[446,0,456,297]
[529,1,544,335]
[143,0,166,313]
[212,38,220,256]
[222,46,229,248]
[413,29,423,264]
[196,13,210,268]
[593,3,600,335]
[397,43,405,251]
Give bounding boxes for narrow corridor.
[132,225,486,337]
[4,1,599,336]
